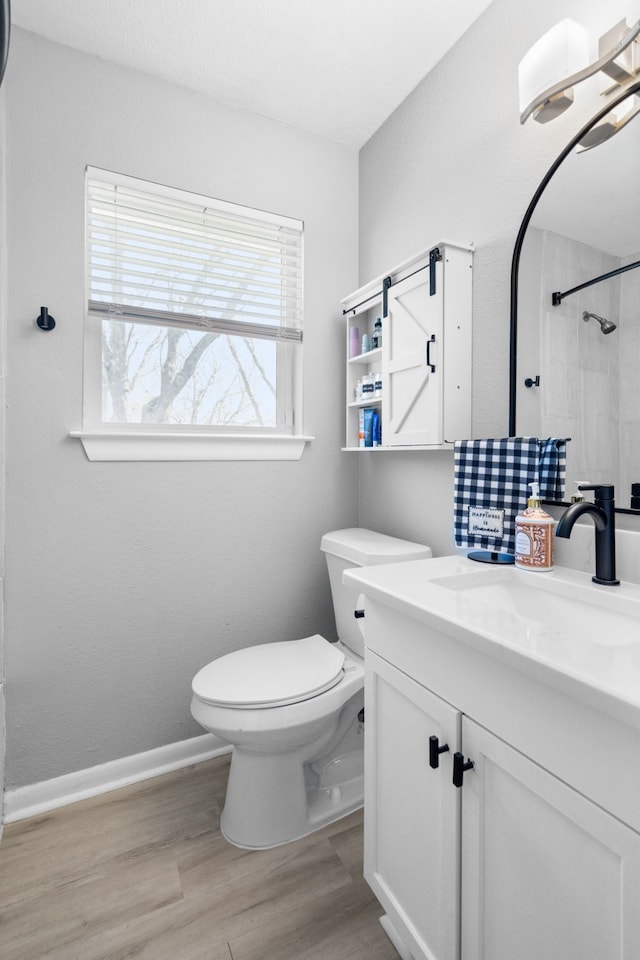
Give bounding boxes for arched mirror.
[510,79,640,513]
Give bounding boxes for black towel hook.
[36,306,56,331]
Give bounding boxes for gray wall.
[2,29,359,790]
[5,0,640,796]
[357,0,640,555]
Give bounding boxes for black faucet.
[555,484,619,586]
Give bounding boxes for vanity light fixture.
[519,17,640,127]
[575,95,640,152]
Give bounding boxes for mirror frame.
[0,0,10,89]
[508,77,640,512]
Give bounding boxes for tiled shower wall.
[619,252,640,505]
[534,229,639,506]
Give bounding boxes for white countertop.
[345,555,640,731]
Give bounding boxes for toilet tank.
[320,529,433,658]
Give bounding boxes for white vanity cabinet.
[358,568,640,960]
[341,243,473,451]
[365,651,461,960]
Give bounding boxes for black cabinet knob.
[429,735,449,769]
[452,751,474,788]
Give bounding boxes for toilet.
[191,528,433,849]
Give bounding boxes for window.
[77,168,308,461]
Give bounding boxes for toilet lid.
[192,634,345,709]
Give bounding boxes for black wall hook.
[36,306,56,331]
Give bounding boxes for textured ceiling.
[10,0,494,147]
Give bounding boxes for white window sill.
[69,431,314,462]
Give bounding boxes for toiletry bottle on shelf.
[372,410,381,447]
[372,316,382,350]
[515,482,554,571]
[361,372,375,400]
[363,408,375,447]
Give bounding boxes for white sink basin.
[430,567,640,647]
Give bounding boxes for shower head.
[582,311,616,335]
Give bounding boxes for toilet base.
[220,756,364,850]
[220,744,364,850]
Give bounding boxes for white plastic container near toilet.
[191,528,432,848]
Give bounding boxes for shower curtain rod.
[552,258,640,306]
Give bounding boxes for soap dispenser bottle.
[514,482,554,571]
[571,482,587,503]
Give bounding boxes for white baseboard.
[3,733,231,823]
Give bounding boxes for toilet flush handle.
[354,609,365,619]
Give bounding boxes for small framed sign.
[467,507,505,540]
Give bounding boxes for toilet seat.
[192,634,345,709]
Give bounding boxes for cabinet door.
[460,717,640,960]
[383,265,443,446]
[365,650,461,960]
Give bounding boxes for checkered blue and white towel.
[538,437,567,501]
[453,437,567,555]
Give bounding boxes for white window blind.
[86,169,303,342]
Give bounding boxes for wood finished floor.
[0,754,398,960]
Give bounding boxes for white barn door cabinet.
[341,243,473,451]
